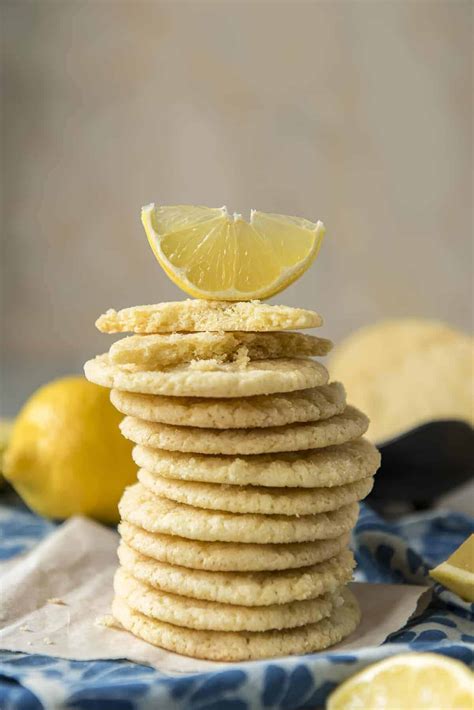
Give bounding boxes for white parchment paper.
[0,517,428,674]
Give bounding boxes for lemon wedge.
[141,203,325,300]
[327,652,474,710]
[430,534,474,602]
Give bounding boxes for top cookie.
[96,300,322,334]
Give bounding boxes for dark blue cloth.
[0,496,472,710]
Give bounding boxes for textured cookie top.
[118,541,355,605]
[119,483,359,543]
[111,587,360,661]
[96,300,322,334]
[108,331,332,369]
[138,468,374,516]
[331,318,474,442]
[111,382,346,429]
[114,567,342,632]
[85,354,328,398]
[120,405,369,455]
[119,521,350,572]
[132,437,380,488]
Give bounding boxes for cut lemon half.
[327,652,474,710]
[430,534,474,602]
[141,203,325,300]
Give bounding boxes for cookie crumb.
[233,345,250,368]
[19,625,31,632]
[42,637,54,645]
[47,597,68,606]
[95,614,121,629]
[189,358,224,371]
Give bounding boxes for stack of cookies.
[84,300,380,661]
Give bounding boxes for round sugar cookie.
[330,318,474,442]
[120,405,368,455]
[133,438,380,488]
[114,568,343,632]
[85,355,328,398]
[137,468,374,515]
[111,382,346,429]
[119,521,350,571]
[112,587,360,661]
[108,331,333,369]
[119,483,360,543]
[96,300,323,334]
[118,542,355,605]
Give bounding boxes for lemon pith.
[327,652,474,710]
[141,203,325,301]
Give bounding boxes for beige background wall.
[1,0,472,414]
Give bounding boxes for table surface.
[0,490,473,710]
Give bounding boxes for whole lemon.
[4,377,137,523]
[0,418,14,488]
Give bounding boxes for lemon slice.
[430,534,474,602]
[327,653,474,710]
[141,203,325,300]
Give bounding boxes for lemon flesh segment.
[142,203,325,300]
[327,652,474,710]
[430,534,474,602]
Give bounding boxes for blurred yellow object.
[3,377,136,524]
[330,318,474,443]
[327,652,474,710]
[141,203,325,301]
[0,418,14,487]
[430,534,474,602]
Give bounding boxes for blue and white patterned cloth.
[0,491,473,710]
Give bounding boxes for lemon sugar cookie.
[119,521,350,572]
[85,354,328,398]
[132,438,380,488]
[110,382,346,429]
[119,483,360,544]
[118,542,355,606]
[114,568,342,632]
[97,300,322,334]
[119,405,369,455]
[137,468,374,516]
[112,587,360,662]
[331,318,474,442]
[109,331,333,369]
